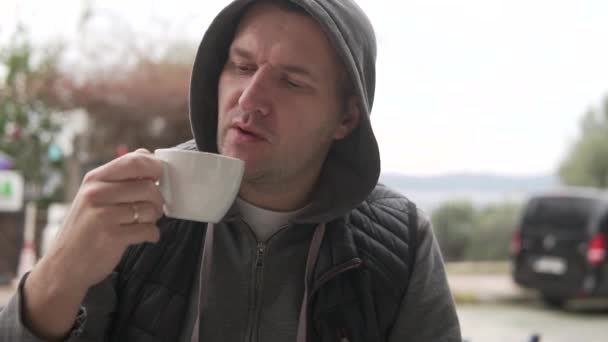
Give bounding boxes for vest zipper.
[303,258,362,341]
[246,241,266,342]
[338,328,350,342]
[311,258,362,295]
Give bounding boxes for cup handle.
[157,160,172,213]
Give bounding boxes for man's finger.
[84,179,164,209]
[85,151,163,182]
[113,202,163,225]
[133,148,151,155]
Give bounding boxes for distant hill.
[378,173,560,211]
[379,172,559,192]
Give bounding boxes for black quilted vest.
[109,186,417,342]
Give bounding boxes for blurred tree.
[58,57,194,162]
[0,26,66,205]
[52,1,196,163]
[431,200,475,261]
[431,200,522,261]
[559,99,608,188]
[465,202,521,261]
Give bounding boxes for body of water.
[392,188,528,213]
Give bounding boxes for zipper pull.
[256,242,265,266]
[338,328,349,342]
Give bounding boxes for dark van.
[512,188,608,307]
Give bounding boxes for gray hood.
[187,0,380,223]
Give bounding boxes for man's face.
[217,2,357,186]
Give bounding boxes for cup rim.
[154,148,244,164]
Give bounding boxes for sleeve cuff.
[64,306,87,340]
[14,272,88,341]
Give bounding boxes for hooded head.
[188,0,380,223]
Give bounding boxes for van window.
[522,197,596,231]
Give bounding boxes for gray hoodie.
[189,0,381,224]
[0,0,461,341]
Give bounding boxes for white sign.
[0,170,24,212]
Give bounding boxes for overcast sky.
[2,0,608,176]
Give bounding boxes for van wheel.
[541,294,565,308]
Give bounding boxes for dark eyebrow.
[231,47,255,60]
[281,65,318,83]
[230,46,318,83]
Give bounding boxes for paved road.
[449,269,608,342]
[448,273,533,302]
[459,300,608,342]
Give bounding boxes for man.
[0,0,461,341]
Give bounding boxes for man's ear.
[333,96,361,140]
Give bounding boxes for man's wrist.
[22,259,88,340]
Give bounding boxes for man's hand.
[43,148,164,288]
[23,149,165,340]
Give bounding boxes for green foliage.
[430,200,475,261]
[431,200,522,261]
[464,202,521,261]
[559,100,608,188]
[0,26,65,204]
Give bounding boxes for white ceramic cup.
[154,148,244,223]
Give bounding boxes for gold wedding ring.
[131,204,140,224]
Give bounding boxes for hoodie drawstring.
[296,222,327,342]
[192,223,215,342]
[193,222,325,342]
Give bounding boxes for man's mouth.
[231,124,267,142]
[237,127,258,137]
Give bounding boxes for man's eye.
[235,64,255,73]
[285,79,303,89]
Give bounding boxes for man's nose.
[238,66,272,116]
